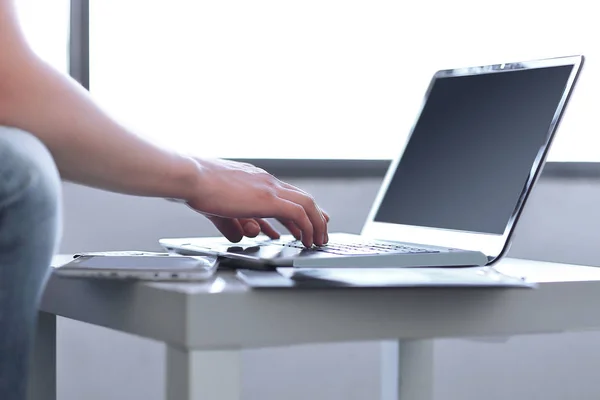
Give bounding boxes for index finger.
[279,188,327,247]
[273,198,314,247]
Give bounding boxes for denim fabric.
[0,127,61,400]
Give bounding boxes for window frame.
[69,0,589,180]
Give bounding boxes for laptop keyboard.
[269,239,440,256]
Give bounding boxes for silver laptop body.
[160,55,584,269]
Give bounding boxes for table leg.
[27,311,57,400]
[380,340,435,400]
[166,345,242,400]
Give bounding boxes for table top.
[42,255,600,350]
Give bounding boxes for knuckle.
[289,203,302,216]
[240,161,259,170]
[305,196,321,217]
[244,163,270,176]
[250,164,268,174]
[296,194,312,208]
[257,167,270,175]
[264,177,281,192]
[257,188,276,203]
[305,193,317,207]
[292,206,308,225]
[261,173,275,183]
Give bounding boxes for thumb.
[238,218,261,237]
[206,216,244,242]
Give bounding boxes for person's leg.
[0,127,62,400]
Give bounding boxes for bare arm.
[0,0,198,200]
[0,0,328,246]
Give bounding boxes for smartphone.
[54,252,217,281]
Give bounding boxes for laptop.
[160,55,584,269]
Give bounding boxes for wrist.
[165,155,205,202]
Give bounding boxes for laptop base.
[160,233,488,269]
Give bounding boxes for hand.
[185,158,330,247]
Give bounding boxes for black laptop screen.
[374,65,573,234]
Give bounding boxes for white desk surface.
[42,255,600,350]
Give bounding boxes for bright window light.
[89,0,597,161]
[15,0,70,73]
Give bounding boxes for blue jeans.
[0,127,61,400]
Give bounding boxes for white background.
[17,0,600,161]
[88,0,598,161]
[15,0,69,72]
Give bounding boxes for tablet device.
[54,252,217,281]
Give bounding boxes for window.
[89,0,596,161]
[15,0,70,73]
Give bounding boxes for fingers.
[271,198,316,247]
[278,187,327,247]
[238,218,261,237]
[201,168,329,248]
[211,216,281,241]
[243,215,301,241]
[279,182,329,241]
[323,211,329,243]
[253,218,281,239]
[243,217,303,243]
[237,218,281,239]
[208,216,244,242]
[277,218,303,241]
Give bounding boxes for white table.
[28,256,600,400]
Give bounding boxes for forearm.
[0,1,199,200]
[0,57,199,199]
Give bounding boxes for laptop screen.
[374,64,574,235]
